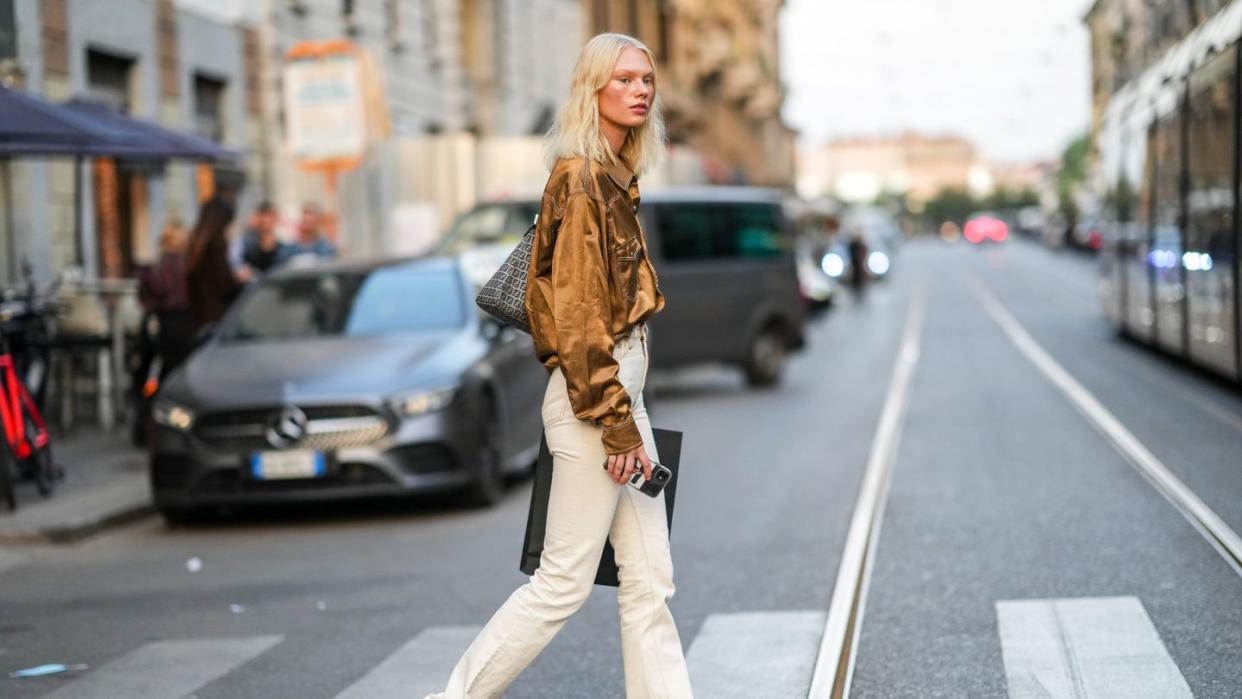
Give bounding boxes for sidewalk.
[0,430,152,544]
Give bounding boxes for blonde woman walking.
[425,33,693,699]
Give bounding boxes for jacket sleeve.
[550,191,643,455]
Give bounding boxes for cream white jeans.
[425,323,693,698]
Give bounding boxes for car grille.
[194,405,390,452]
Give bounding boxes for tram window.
[1186,48,1235,257]
[1184,46,1237,373]
[1151,112,1181,233]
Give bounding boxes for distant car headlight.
[152,399,195,431]
[389,387,458,417]
[867,251,890,276]
[821,252,845,278]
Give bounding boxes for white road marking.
[809,283,927,699]
[333,625,480,698]
[685,611,825,699]
[974,279,1242,575]
[39,635,282,699]
[996,596,1192,699]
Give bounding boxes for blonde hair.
[544,33,666,176]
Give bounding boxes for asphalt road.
[2,238,1241,698]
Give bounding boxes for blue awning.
[60,98,241,162]
[0,87,241,160]
[0,85,146,156]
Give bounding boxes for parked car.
[639,187,806,386]
[149,255,547,522]
[440,199,540,252]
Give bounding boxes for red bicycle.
[0,287,59,511]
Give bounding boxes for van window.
[654,203,786,261]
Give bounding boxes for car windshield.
[221,266,465,342]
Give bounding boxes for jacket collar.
[603,157,635,190]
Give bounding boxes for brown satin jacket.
[524,156,666,455]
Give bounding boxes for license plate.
[250,450,326,480]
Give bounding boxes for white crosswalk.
[37,635,283,699]
[997,596,1193,699]
[28,610,828,698]
[24,600,1194,697]
[685,610,826,699]
[334,625,480,699]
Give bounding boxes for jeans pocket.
[541,369,572,426]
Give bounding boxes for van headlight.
[867,251,890,275]
[821,252,845,278]
[152,399,195,431]
[389,387,458,417]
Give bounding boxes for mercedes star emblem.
[266,405,308,448]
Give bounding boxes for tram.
[1095,3,1242,383]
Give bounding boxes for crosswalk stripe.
[686,611,825,699]
[996,596,1192,699]
[39,635,283,699]
[334,625,481,698]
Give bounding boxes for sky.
[779,0,1095,163]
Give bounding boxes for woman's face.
[598,47,654,133]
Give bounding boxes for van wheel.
[745,327,786,387]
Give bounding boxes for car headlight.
[152,399,195,431]
[389,387,458,417]
[867,251,890,275]
[821,252,845,278]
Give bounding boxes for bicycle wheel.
[23,413,54,497]
[26,447,54,497]
[0,443,15,511]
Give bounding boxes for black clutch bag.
[520,428,682,587]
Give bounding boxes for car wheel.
[466,397,506,507]
[744,326,786,387]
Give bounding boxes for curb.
[0,503,156,545]
[0,481,156,545]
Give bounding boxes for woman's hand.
[605,445,652,486]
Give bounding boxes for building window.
[424,0,440,71]
[87,49,134,112]
[0,0,16,61]
[386,0,403,51]
[193,74,226,143]
[342,0,358,35]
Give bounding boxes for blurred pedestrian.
[136,216,193,374]
[847,231,869,295]
[186,197,250,335]
[241,200,289,274]
[288,202,337,259]
[426,33,690,699]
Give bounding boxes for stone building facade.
[801,133,990,205]
[1,0,253,283]
[582,0,796,187]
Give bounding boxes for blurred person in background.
[186,197,250,336]
[847,231,870,296]
[426,33,691,699]
[136,217,193,375]
[288,202,338,260]
[241,200,290,274]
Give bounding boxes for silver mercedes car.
[148,255,547,523]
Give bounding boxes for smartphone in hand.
[627,460,672,498]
